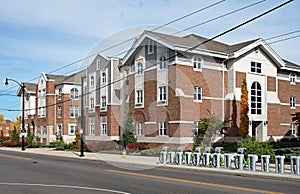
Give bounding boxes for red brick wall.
[267,76,276,92]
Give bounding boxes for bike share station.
[159,146,300,176]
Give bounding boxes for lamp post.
[79,128,84,157]
[5,78,26,151]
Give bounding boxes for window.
[290,123,296,135]
[43,126,47,135]
[101,116,107,135]
[90,117,95,135]
[137,62,143,75]
[136,90,143,104]
[58,88,62,100]
[70,105,79,118]
[159,122,166,136]
[159,86,167,101]
[159,56,167,69]
[290,96,296,108]
[193,56,202,70]
[148,40,154,55]
[97,59,100,70]
[70,88,79,99]
[37,127,41,135]
[42,89,46,97]
[193,121,199,135]
[101,96,107,108]
[90,98,94,110]
[68,124,76,135]
[251,82,262,114]
[130,60,135,72]
[58,106,62,118]
[194,87,202,101]
[137,122,143,135]
[251,62,261,73]
[57,124,62,136]
[102,72,107,84]
[90,76,95,86]
[290,73,296,84]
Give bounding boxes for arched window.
[159,56,167,69]
[102,72,106,84]
[251,82,262,115]
[70,88,78,99]
[137,62,143,75]
[193,56,202,70]
[90,76,94,86]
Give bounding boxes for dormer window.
[148,40,154,55]
[289,73,296,84]
[193,56,202,70]
[251,62,261,73]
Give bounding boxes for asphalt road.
[0,150,299,194]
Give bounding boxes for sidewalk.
[1,147,300,182]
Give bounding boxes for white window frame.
[101,96,107,108]
[68,124,76,135]
[70,88,79,99]
[290,96,296,109]
[159,122,166,136]
[102,72,107,84]
[137,62,143,75]
[193,56,202,70]
[70,105,79,118]
[251,62,262,73]
[148,40,154,55]
[90,76,95,86]
[90,98,95,111]
[57,124,62,136]
[251,82,262,115]
[101,116,107,135]
[290,73,296,85]
[43,126,47,135]
[193,121,199,135]
[58,88,62,100]
[194,87,202,101]
[159,86,167,101]
[89,117,95,135]
[58,106,62,118]
[290,123,296,135]
[159,55,167,69]
[137,122,143,135]
[136,90,143,105]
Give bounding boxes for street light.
[5,77,26,151]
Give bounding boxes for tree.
[122,112,136,147]
[26,124,36,147]
[11,126,19,142]
[194,115,230,147]
[240,79,249,139]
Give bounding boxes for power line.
[5,0,293,112]
[0,0,225,95]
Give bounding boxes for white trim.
[202,96,223,101]
[169,120,194,124]
[85,135,119,141]
[280,123,290,126]
[145,122,156,125]
[135,136,194,144]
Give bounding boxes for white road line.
[0,182,130,194]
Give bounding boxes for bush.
[85,141,120,152]
[237,139,274,159]
[126,142,150,150]
[270,141,300,149]
[3,141,22,147]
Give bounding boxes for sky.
[0,0,299,120]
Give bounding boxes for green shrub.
[237,139,274,159]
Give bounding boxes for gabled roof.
[17,82,36,96]
[51,69,86,86]
[226,39,259,54]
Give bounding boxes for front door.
[252,121,263,141]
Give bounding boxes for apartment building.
[119,30,300,145]
[82,54,121,141]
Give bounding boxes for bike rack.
[192,147,203,166]
[185,151,192,166]
[261,155,270,173]
[160,146,169,164]
[168,151,176,165]
[176,147,184,165]
[224,153,233,169]
[290,156,300,175]
[235,148,246,170]
[247,154,258,171]
[212,147,223,168]
[275,155,285,174]
[202,147,211,167]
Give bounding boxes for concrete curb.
[1,147,300,182]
